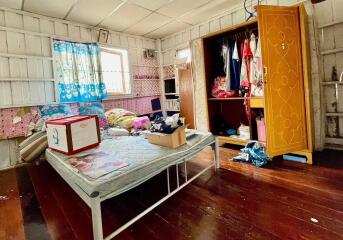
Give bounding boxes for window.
[100,47,131,96]
[176,48,191,63]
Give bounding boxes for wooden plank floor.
[0,146,343,240]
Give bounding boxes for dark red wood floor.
[0,147,343,240]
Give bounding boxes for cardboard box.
[147,126,186,148]
[46,115,101,155]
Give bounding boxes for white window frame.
[100,46,132,97]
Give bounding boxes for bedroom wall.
[159,0,327,151]
[0,6,160,170]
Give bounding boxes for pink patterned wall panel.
[0,107,40,139]
[103,96,160,116]
[163,65,175,79]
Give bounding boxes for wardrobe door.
[178,66,195,129]
[258,5,308,156]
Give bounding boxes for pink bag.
[133,116,151,129]
[256,117,266,142]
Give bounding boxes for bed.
[45,130,219,240]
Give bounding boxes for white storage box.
[46,115,100,155]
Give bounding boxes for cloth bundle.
[19,131,48,162]
[211,76,238,98]
[150,114,183,134]
[233,141,270,167]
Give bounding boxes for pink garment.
[250,37,263,97]
[133,116,150,129]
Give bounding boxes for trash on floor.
[0,195,9,201]
[233,141,270,167]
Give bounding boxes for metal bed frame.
[53,137,220,240]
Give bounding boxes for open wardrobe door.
[257,5,308,157]
[178,65,195,129]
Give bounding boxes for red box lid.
[46,115,97,125]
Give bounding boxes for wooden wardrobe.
[201,4,314,163]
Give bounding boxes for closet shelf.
[320,47,343,55]
[133,78,160,81]
[131,65,158,68]
[217,135,266,147]
[318,20,343,29]
[325,113,343,117]
[321,81,343,85]
[326,137,343,146]
[163,77,175,81]
[325,143,343,151]
[165,109,180,112]
[208,97,264,101]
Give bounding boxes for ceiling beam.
[63,0,79,20]
[95,0,128,27]
[21,0,25,10]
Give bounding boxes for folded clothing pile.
[233,141,270,167]
[150,114,183,134]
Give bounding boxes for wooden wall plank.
[0,30,7,53]
[23,15,40,32]
[25,34,42,55]
[5,11,23,29]
[44,82,55,103]
[27,59,43,78]
[0,82,12,106]
[0,57,10,77]
[29,82,46,104]
[9,58,27,78]
[7,32,25,54]
[39,19,54,35]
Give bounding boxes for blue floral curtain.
[53,40,108,102]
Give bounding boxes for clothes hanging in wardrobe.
[221,45,231,91]
[231,41,241,90]
[250,37,263,97]
[240,37,254,97]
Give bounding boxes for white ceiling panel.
[130,0,171,11]
[125,12,171,35]
[23,0,77,18]
[0,0,22,9]
[157,0,211,18]
[179,0,241,25]
[145,20,190,38]
[66,0,124,26]
[101,3,151,31]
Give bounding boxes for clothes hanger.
[244,0,261,21]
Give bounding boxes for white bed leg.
[90,194,103,240]
[166,167,170,194]
[176,164,179,188]
[184,160,188,182]
[214,137,220,169]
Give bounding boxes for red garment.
[212,77,238,98]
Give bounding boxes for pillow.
[105,108,136,128]
[39,104,73,119]
[79,102,109,129]
[20,132,48,162]
[37,104,73,131]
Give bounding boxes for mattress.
[46,130,215,198]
